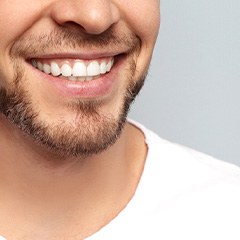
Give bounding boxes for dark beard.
[0,27,146,158]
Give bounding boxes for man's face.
[0,0,160,157]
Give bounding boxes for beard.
[0,27,146,158]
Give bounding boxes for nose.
[49,0,120,35]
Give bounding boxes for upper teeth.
[32,58,114,81]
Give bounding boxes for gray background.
[129,0,240,166]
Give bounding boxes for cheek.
[120,0,160,43]
[129,3,160,81]
[0,1,45,50]
[0,1,44,86]
[119,0,160,76]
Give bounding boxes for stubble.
[0,27,146,158]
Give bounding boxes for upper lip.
[27,49,126,61]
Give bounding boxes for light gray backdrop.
[129,0,240,166]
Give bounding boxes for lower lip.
[30,57,123,99]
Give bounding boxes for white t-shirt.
[1,120,240,240]
[87,120,240,240]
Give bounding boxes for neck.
[0,116,147,239]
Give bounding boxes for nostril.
[50,0,121,36]
[60,21,87,32]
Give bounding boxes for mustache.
[10,26,141,58]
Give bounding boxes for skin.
[0,0,160,239]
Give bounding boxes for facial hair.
[0,27,146,158]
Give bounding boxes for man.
[0,0,239,240]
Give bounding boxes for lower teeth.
[59,75,100,81]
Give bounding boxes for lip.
[26,48,128,60]
[27,54,126,99]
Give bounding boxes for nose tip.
[50,0,120,35]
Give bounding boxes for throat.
[0,122,147,239]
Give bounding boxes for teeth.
[43,63,51,74]
[51,62,61,76]
[106,59,114,72]
[61,63,72,77]
[72,61,87,77]
[100,61,107,74]
[68,76,77,81]
[37,62,43,71]
[32,60,37,68]
[32,58,114,81]
[87,61,100,77]
[86,76,93,81]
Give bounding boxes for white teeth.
[61,75,86,82]
[68,76,77,81]
[100,61,107,74]
[72,61,87,77]
[37,61,43,71]
[33,57,114,81]
[61,63,72,77]
[86,76,93,81]
[43,63,51,74]
[106,59,113,72]
[87,61,100,77]
[51,62,61,76]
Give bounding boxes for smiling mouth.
[30,56,115,82]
